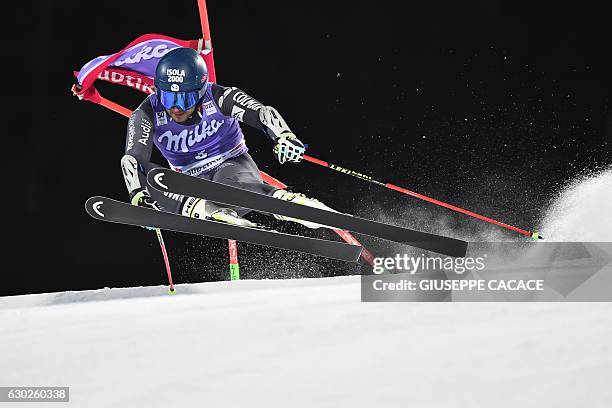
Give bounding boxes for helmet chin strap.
[193,84,208,117]
[198,82,208,100]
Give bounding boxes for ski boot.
[271,190,337,229]
[183,197,257,228]
[209,208,257,228]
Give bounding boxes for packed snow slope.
[1,277,612,408]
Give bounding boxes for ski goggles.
[158,89,201,111]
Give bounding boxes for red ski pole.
[302,155,542,240]
[155,228,176,294]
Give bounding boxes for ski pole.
[154,228,176,294]
[302,154,542,240]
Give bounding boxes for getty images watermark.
[361,242,612,302]
[372,253,487,275]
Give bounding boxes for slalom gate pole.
[302,155,542,240]
[228,240,240,280]
[99,97,132,117]
[197,0,239,280]
[196,0,216,82]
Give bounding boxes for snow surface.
[2,170,611,407]
[1,277,612,407]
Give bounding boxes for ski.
[146,169,468,257]
[85,196,362,263]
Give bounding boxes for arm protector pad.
[259,106,293,141]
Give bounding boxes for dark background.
[11,1,611,296]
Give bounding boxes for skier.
[122,47,331,227]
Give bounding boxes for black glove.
[130,190,158,209]
[129,190,159,230]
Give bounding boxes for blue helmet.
[154,47,209,111]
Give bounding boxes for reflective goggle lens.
[158,89,200,111]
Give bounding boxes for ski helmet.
[154,47,209,111]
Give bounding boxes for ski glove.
[130,190,158,209]
[130,190,158,230]
[273,133,306,164]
